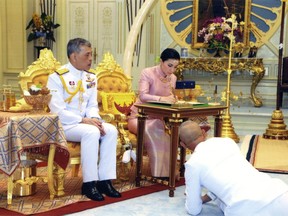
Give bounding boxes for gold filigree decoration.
[177,57,265,107]
[18,48,61,91]
[95,52,125,74]
[14,176,48,186]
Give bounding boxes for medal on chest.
[86,74,96,89]
[69,81,76,89]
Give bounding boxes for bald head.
[179,120,203,146]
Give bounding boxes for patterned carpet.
[0,158,183,215]
[0,157,153,215]
[0,169,85,215]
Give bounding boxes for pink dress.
[128,65,177,177]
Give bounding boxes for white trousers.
[65,122,118,182]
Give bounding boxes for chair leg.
[71,164,80,177]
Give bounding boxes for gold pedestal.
[221,114,240,143]
[263,109,288,139]
[13,160,37,196]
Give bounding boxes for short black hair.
[67,38,91,58]
[160,48,180,62]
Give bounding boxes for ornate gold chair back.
[95,52,135,116]
[19,48,61,91]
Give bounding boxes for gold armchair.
[94,53,137,180]
[12,49,136,183]
[96,53,136,143]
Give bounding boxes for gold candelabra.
[220,14,240,143]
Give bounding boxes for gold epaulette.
[55,68,69,75]
[86,69,96,75]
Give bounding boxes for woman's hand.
[81,117,106,136]
[179,141,187,149]
[159,94,177,103]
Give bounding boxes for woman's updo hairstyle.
[160,48,180,62]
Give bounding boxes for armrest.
[114,113,127,122]
[99,113,115,123]
[8,98,32,112]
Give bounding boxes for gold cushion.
[100,92,136,115]
[66,141,81,157]
[97,77,129,92]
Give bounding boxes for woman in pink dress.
[127,48,180,178]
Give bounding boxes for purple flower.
[214,33,224,41]
[213,17,224,24]
[197,16,244,50]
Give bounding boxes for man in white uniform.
[47,38,121,201]
[179,120,288,216]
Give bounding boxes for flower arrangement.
[198,15,244,50]
[26,12,60,42]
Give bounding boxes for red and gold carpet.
[0,161,185,215]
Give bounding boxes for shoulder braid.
[55,68,69,75]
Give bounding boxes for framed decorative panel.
[161,0,283,53]
[68,1,93,40]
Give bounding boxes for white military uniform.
[47,62,118,182]
[184,137,288,216]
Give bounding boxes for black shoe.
[152,177,169,184]
[153,176,169,181]
[96,180,121,198]
[81,181,104,201]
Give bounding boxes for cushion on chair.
[97,75,132,105]
[100,92,136,115]
[66,141,81,157]
[97,77,129,92]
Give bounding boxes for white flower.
[30,84,41,91]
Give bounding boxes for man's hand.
[201,194,212,204]
[81,117,106,136]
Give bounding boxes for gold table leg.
[7,176,13,205]
[250,68,265,107]
[47,144,56,199]
[53,164,66,196]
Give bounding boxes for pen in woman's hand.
[171,87,178,102]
